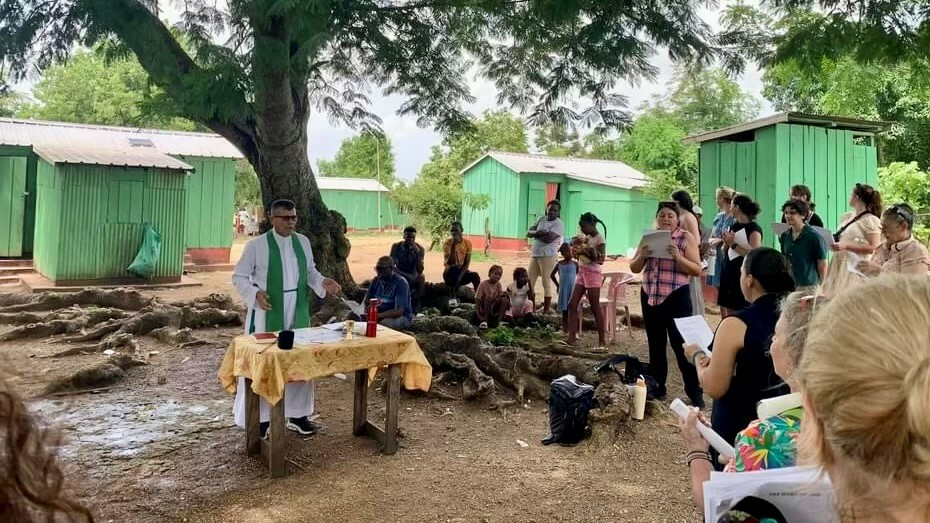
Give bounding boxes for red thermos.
[366,299,378,337]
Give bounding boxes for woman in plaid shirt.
[630,202,704,407]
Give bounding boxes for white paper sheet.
[321,322,382,335]
[727,228,750,261]
[771,222,791,237]
[341,298,366,316]
[812,226,836,246]
[641,229,673,259]
[674,315,715,353]
[703,467,838,523]
[845,251,866,277]
[292,327,346,345]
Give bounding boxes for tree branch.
[78,0,256,153]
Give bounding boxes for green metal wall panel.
[34,164,186,281]
[319,189,408,230]
[179,156,236,249]
[461,157,524,238]
[561,179,658,256]
[0,156,28,257]
[33,160,61,277]
[697,123,880,243]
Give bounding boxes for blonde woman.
[799,274,930,521]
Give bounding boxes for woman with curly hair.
[0,377,93,522]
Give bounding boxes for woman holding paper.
[718,194,764,316]
[680,290,824,508]
[822,183,883,297]
[708,187,736,291]
[800,275,930,522]
[672,190,705,317]
[684,248,795,464]
[630,201,704,406]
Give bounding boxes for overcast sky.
[11,1,770,181]
[309,1,772,181]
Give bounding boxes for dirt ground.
[1,233,708,523]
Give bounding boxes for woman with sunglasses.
[857,203,930,276]
[823,183,883,296]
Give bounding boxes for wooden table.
[242,365,401,478]
[219,326,432,478]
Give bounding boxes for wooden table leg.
[352,369,368,436]
[267,399,287,478]
[244,378,261,456]
[383,364,401,455]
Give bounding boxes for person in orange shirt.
[443,221,481,297]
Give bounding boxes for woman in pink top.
[567,213,607,348]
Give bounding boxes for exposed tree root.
[0,288,155,313]
[0,308,130,341]
[44,354,145,395]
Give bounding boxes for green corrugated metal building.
[31,144,190,285]
[0,118,242,274]
[685,113,890,246]
[317,176,409,230]
[460,152,659,255]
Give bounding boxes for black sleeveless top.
[711,293,790,448]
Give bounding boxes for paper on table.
[321,321,382,334]
[641,229,673,259]
[703,466,837,523]
[674,315,715,354]
[727,228,750,261]
[812,226,836,246]
[771,222,791,237]
[292,327,345,345]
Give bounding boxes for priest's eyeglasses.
[272,215,298,222]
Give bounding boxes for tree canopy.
[317,133,397,188]
[0,0,717,284]
[18,49,198,130]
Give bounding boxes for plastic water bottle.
[366,299,378,337]
[632,376,647,420]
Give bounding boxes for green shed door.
[0,156,28,257]
[527,180,547,230]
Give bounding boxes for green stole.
[248,232,311,333]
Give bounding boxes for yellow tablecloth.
[218,327,433,405]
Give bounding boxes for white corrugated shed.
[315,176,389,192]
[462,151,649,190]
[0,118,242,159]
[33,143,193,171]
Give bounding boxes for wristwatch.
[691,350,708,366]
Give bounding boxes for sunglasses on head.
[888,205,914,225]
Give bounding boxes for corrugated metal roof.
[315,176,389,192]
[0,118,242,159]
[683,112,892,144]
[34,143,193,171]
[463,151,649,190]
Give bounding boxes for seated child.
[551,243,579,332]
[506,267,535,319]
[475,265,507,329]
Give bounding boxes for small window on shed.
[128,138,155,147]
[852,135,873,147]
[722,129,756,143]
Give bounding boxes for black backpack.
[594,354,661,400]
[541,375,595,446]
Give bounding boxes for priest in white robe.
[231,199,341,436]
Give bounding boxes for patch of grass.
[470,251,497,263]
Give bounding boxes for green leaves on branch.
[317,132,397,188]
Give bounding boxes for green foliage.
[666,66,761,134]
[484,326,515,346]
[18,49,198,130]
[394,111,526,245]
[317,133,397,188]
[583,67,755,199]
[534,122,584,157]
[879,162,930,245]
[234,159,262,208]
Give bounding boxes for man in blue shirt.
[361,256,413,330]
